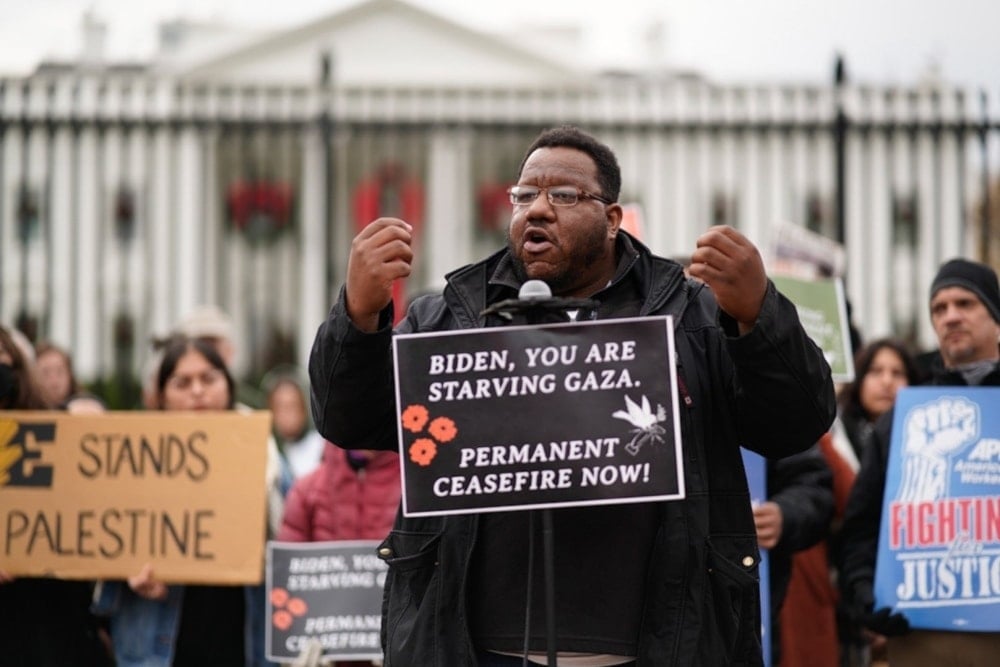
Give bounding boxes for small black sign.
[265,540,386,662]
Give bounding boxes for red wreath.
[227,180,294,239]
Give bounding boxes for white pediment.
[171,0,584,88]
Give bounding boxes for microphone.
[480,279,598,324]
[519,279,553,301]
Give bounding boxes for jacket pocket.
[704,538,760,665]
[377,530,442,666]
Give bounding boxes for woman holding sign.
[92,336,276,667]
[1,325,114,666]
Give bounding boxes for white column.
[225,228,247,376]
[48,127,74,346]
[764,88,787,244]
[101,129,123,370]
[27,128,47,316]
[667,132,689,255]
[813,122,835,240]
[706,129,725,237]
[330,129,352,294]
[1,128,23,325]
[174,127,202,319]
[866,105,893,338]
[889,109,917,342]
[742,130,763,246]
[844,87,870,336]
[272,135,294,334]
[915,93,938,350]
[787,94,811,261]
[665,83,692,256]
[74,126,100,378]
[202,131,221,305]
[644,133,670,257]
[298,126,327,369]
[126,130,150,363]
[696,126,713,231]
[938,92,963,261]
[844,130,867,334]
[425,129,473,290]
[719,93,739,249]
[148,128,174,337]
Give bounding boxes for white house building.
[1,0,996,390]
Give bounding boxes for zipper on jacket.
[676,375,693,408]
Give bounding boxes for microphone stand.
[481,281,598,667]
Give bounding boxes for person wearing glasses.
[309,126,835,666]
[91,336,276,667]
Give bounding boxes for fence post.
[980,90,992,262]
[833,54,848,245]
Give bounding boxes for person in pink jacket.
[278,444,401,543]
[278,445,401,667]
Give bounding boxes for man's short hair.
[518,126,621,203]
[930,258,1000,324]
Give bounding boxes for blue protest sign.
[875,387,1000,631]
[742,447,771,667]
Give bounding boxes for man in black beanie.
[838,257,1000,666]
[930,259,1000,320]
[929,258,1000,369]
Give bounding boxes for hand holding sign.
[128,563,168,601]
[753,500,784,550]
[862,607,911,637]
[346,218,414,332]
[689,226,767,333]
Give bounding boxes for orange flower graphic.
[402,406,458,468]
[401,404,430,433]
[273,609,293,631]
[428,416,457,443]
[270,588,289,607]
[409,438,438,466]
[270,586,307,631]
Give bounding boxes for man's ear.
[606,203,624,238]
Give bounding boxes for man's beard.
[506,225,609,295]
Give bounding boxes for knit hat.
[175,305,235,342]
[930,259,1000,324]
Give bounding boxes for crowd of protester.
[3,261,997,667]
[2,128,998,667]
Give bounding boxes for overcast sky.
[0,0,998,90]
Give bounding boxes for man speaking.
[309,126,835,666]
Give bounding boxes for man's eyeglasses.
[508,185,611,207]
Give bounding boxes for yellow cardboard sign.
[0,411,271,584]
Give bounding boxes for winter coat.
[309,234,836,666]
[279,443,401,542]
[778,432,857,667]
[765,442,835,660]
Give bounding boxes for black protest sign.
[265,540,386,662]
[392,316,683,516]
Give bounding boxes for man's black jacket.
[310,234,835,666]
